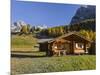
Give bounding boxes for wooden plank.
[84,42,87,53]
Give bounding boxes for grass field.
[11,35,38,51]
[11,35,96,75]
[11,55,96,75]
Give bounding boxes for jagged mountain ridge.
[70,5,96,24]
[11,21,48,33]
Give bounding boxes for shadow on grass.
[11,51,47,58]
[11,51,40,53]
[11,53,46,58]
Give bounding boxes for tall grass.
[11,55,96,74]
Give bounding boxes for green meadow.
[11,55,96,74]
[11,35,38,51]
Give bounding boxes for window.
[75,43,84,49]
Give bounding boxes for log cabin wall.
[50,39,71,54]
[47,43,53,56]
[62,34,90,54]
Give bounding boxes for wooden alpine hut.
[38,32,91,56]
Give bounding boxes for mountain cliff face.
[70,5,96,24]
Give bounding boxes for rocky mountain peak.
[70,5,96,24]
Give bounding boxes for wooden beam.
[84,42,87,53]
[70,40,75,54]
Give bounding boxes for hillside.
[40,19,95,38]
[69,19,95,31]
[11,35,38,52]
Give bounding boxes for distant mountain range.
[70,5,96,24]
[11,21,27,33]
[11,21,48,33]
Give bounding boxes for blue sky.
[11,0,80,27]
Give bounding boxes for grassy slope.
[11,35,38,51]
[11,55,96,74]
